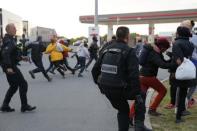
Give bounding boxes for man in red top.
[59,40,75,74]
[129,38,175,121]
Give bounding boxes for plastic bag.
[175,58,196,80]
[56,43,64,52]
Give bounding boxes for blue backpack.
[138,45,150,66]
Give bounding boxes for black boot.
[148,109,162,116]
[175,119,185,124]
[49,70,55,74]
[71,69,75,75]
[181,110,191,116]
[129,117,134,127]
[134,93,149,131]
[29,71,35,79]
[21,105,36,112]
[143,126,152,131]
[135,125,152,131]
[0,105,15,112]
[47,77,52,82]
[78,73,83,77]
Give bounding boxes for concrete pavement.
[0,53,169,131]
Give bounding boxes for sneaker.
[71,69,75,75]
[47,77,52,82]
[188,101,194,108]
[143,126,152,131]
[175,119,185,124]
[62,75,65,79]
[0,106,15,112]
[84,67,88,71]
[129,117,134,127]
[191,98,196,103]
[164,103,175,109]
[148,109,162,116]
[182,110,191,116]
[135,125,152,131]
[29,71,35,79]
[21,105,36,112]
[78,74,83,77]
[49,70,56,75]
[188,98,195,108]
[62,65,67,71]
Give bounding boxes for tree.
[69,36,88,45]
[130,33,137,40]
[101,34,107,41]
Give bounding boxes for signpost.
[88,26,100,46]
[88,0,100,47]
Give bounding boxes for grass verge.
[150,81,197,131]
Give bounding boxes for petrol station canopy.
[79,9,197,25]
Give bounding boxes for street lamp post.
[94,0,98,27]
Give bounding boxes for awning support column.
[107,24,113,41]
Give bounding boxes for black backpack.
[0,48,2,64]
[98,47,130,88]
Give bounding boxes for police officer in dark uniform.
[0,23,36,112]
[26,36,52,82]
[19,34,29,55]
[92,27,151,131]
[85,36,99,69]
[98,35,116,56]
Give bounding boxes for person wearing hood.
[85,36,99,69]
[165,20,196,110]
[26,36,52,82]
[129,37,175,119]
[180,20,195,31]
[172,26,194,123]
[19,34,29,55]
[75,42,89,77]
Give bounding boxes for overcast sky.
[1,0,197,38]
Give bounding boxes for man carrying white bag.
[175,58,196,80]
[172,26,195,123]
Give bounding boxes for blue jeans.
[75,57,86,74]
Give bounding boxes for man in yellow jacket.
[45,37,72,78]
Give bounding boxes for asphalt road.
[0,51,169,131]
